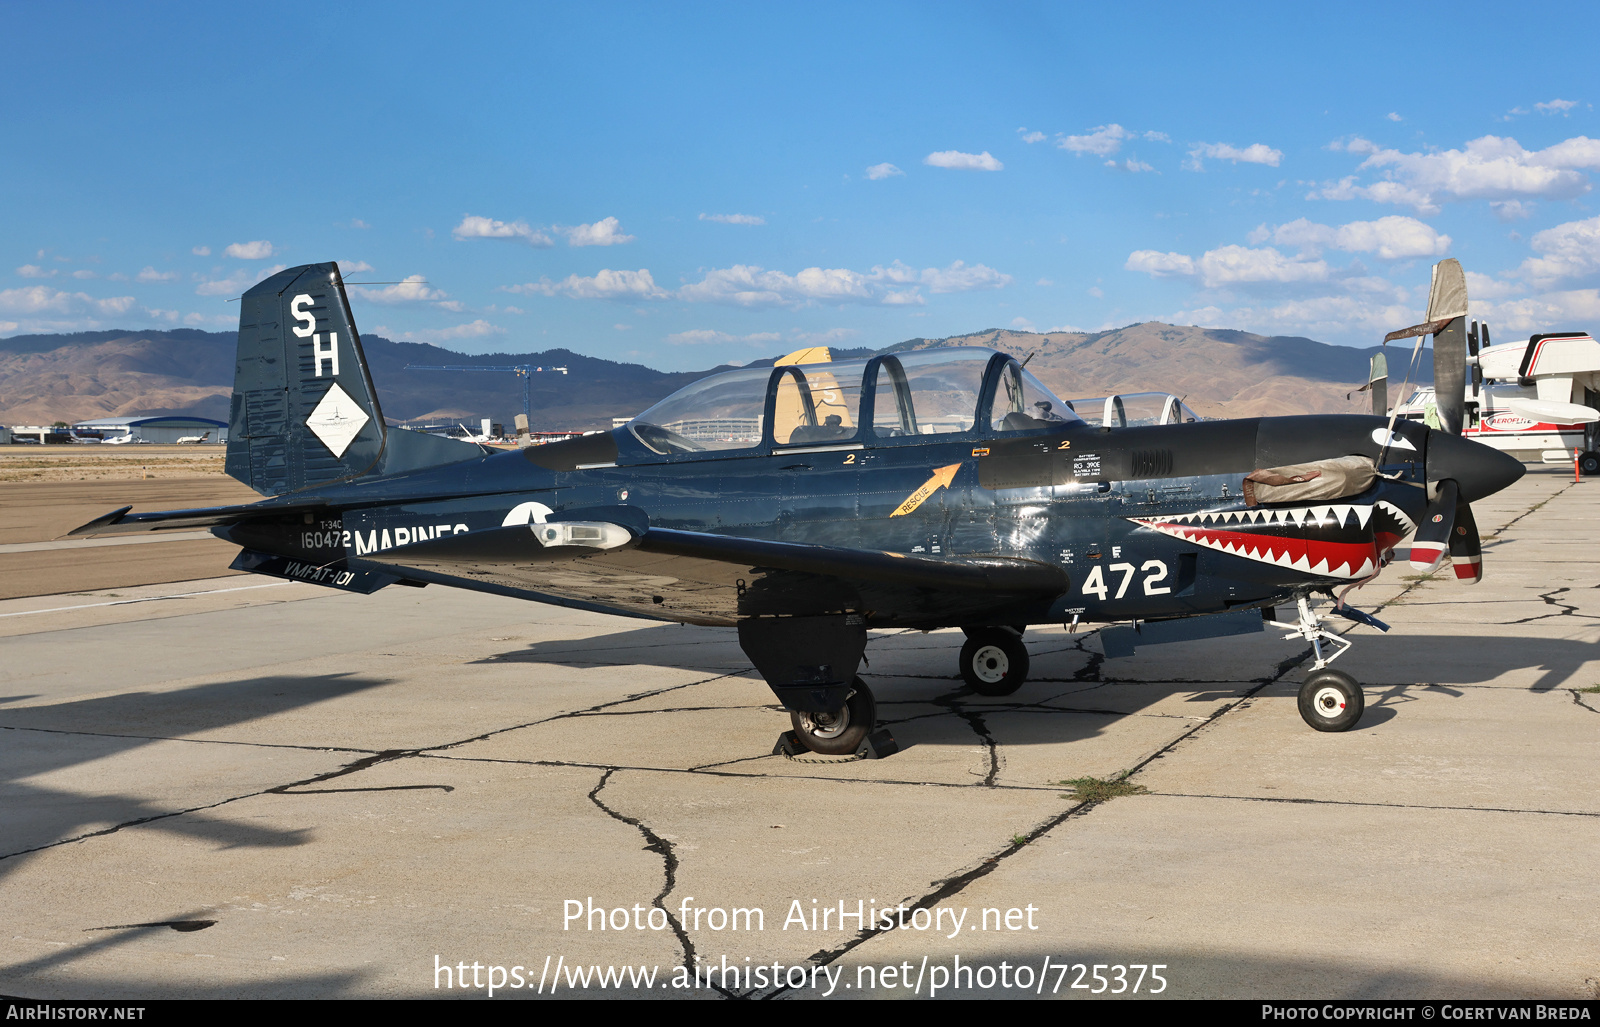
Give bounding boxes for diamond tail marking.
[306,382,370,459]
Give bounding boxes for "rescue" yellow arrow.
[890,463,961,517]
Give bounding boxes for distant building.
[71,415,228,444]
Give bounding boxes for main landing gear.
[1268,597,1368,732]
[959,626,1030,696]
[789,677,876,755]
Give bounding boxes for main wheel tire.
[960,629,1030,696]
[1298,669,1364,732]
[789,677,876,756]
[1579,451,1600,476]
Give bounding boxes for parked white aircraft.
[1390,330,1600,474]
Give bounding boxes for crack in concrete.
[958,710,1002,786]
[1506,586,1596,625]
[419,671,744,755]
[585,768,731,998]
[1151,791,1600,818]
[0,722,375,755]
[1570,690,1600,716]
[416,752,1069,793]
[0,747,403,863]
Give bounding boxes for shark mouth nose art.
[1128,500,1418,580]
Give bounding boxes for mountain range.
[0,323,1386,429]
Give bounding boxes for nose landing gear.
[1270,597,1369,732]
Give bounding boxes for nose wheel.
[959,627,1030,696]
[1297,669,1364,732]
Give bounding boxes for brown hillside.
[0,322,1389,427]
[893,324,1384,419]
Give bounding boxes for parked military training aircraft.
[71,261,1524,754]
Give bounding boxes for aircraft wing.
[354,522,1070,626]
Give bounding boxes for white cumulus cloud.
[191,246,210,256]
[451,215,554,247]
[924,150,1003,171]
[1313,134,1600,214]
[564,216,634,246]
[667,329,784,346]
[17,265,55,278]
[1517,215,1600,286]
[865,162,904,180]
[1185,142,1283,170]
[225,240,275,259]
[1127,245,1328,288]
[353,275,447,304]
[506,269,668,301]
[378,320,505,345]
[676,260,1009,308]
[1265,216,1451,260]
[1537,99,1579,115]
[699,213,765,225]
[1058,124,1131,156]
[1124,251,1196,277]
[194,265,286,297]
[136,267,180,283]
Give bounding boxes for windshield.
[629,366,770,454]
[991,361,1082,430]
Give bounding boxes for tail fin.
[225,262,482,496]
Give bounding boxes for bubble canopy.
[627,348,1082,457]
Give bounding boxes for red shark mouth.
[1128,500,1415,580]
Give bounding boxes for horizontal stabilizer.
[68,499,330,536]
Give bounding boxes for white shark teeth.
[1377,500,1417,533]
[1353,504,1373,528]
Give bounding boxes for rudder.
[226,262,481,496]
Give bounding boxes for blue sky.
[5,1,1599,369]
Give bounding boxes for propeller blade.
[1433,317,1467,435]
[1369,351,1388,416]
[1427,259,1468,436]
[1448,499,1482,584]
[1468,321,1482,399]
[1409,479,1459,572]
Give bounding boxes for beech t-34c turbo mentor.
[72,262,1524,754]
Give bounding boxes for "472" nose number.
[1081,560,1170,601]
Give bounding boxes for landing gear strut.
[958,626,1030,696]
[1270,597,1367,732]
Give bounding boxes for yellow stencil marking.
[890,463,961,517]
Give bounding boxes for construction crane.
[403,363,569,427]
